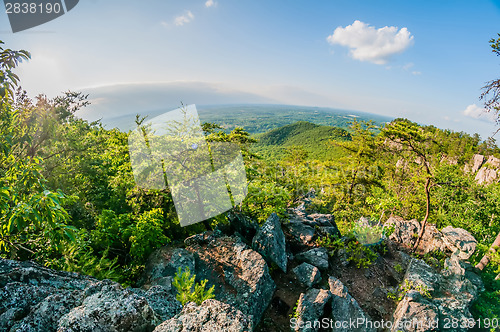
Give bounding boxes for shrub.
[129,208,168,261]
[173,266,215,305]
[345,240,378,268]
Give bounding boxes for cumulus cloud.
[174,11,194,26]
[462,104,495,122]
[205,0,216,8]
[327,20,414,65]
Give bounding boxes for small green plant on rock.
[173,266,215,305]
[423,250,447,269]
[290,297,301,319]
[345,240,378,268]
[388,279,431,302]
[394,263,404,274]
[316,234,343,251]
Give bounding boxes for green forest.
[1,37,500,325]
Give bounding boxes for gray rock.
[387,216,479,260]
[131,286,182,322]
[227,210,258,241]
[293,289,332,332]
[475,167,498,185]
[441,226,477,260]
[295,248,329,270]
[404,259,441,295]
[471,154,485,173]
[252,213,287,272]
[328,276,375,332]
[57,282,158,332]
[391,291,439,332]
[386,216,422,248]
[392,256,483,332]
[11,291,82,332]
[139,247,195,290]
[287,221,315,245]
[293,263,321,288]
[154,299,253,332]
[185,232,275,326]
[336,249,350,267]
[487,155,500,168]
[0,259,97,331]
[306,213,335,226]
[0,258,95,290]
[386,216,476,257]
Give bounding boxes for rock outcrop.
[467,154,500,185]
[252,213,287,272]
[293,263,321,288]
[391,255,483,332]
[0,258,182,332]
[386,216,477,259]
[139,247,195,290]
[328,276,375,332]
[154,299,253,332]
[285,190,341,246]
[293,288,331,332]
[58,281,158,332]
[295,247,329,270]
[183,231,275,326]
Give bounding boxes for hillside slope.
[252,121,351,160]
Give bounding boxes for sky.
[1,0,500,139]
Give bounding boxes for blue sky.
[1,0,500,138]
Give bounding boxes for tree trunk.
[413,177,431,251]
[476,231,500,271]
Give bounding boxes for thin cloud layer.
[462,104,495,122]
[174,10,194,26]
[205,0,216,8]
[327,20,414,65]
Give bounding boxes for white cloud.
[326,20,414,65]
[205,0,216,8]
[411,71,421,75]
[462,104,495,122]
[174,10,194,26]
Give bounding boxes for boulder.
[475,167,498,185]
[295,248,329,270]
[185,231,275,326]
[131,286,182,322]
[392,256,483,332]
[0,258,182,332]
[293,289,332,332]
[404,259,441,295]
[0,259,95,331]
[10,291,82,332]
[139,247,195,290]
[441,226,477,260]
[286,221,316,245]
[486,155,500,168]
[57,282,158,332]
[328,276,375,332]
[391,291,439,332]
[386,217,478,259]
[252,213,287,272]
[293,263,321,288]
[471,154,485,173]
[154,299,253,332]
